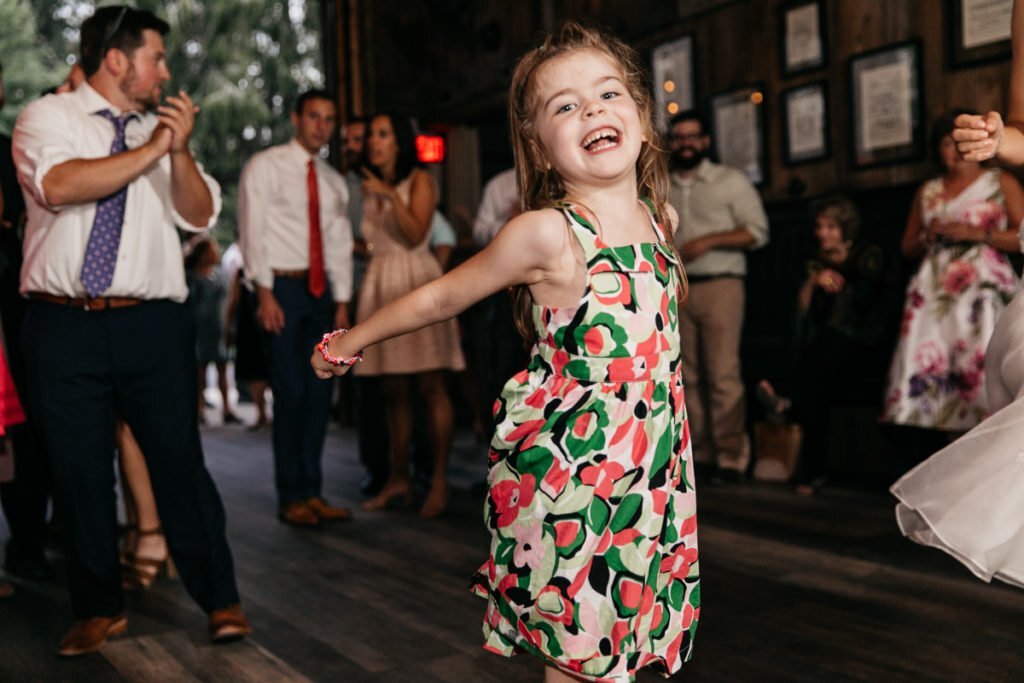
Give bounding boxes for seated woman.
[760,195,892,493]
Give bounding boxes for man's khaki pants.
[679,277,750,473]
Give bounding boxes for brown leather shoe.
[306,497,352,521]
[278,501,320,528]
[57,614,128,657]
[208,604,252,643]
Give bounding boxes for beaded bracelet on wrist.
[318,329,363,366]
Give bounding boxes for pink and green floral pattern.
[470,202,700,682]
[883,170,1018,430]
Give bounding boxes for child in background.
[185,238,240,425]
[313,23,700,682]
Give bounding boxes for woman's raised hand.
[360,168,395,200]
[953,111,1004,162]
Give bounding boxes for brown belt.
[273,269,309,279]
[29,292,143,311]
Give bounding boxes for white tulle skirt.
[892,291,1024,589]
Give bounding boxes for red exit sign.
[416,134,445,163]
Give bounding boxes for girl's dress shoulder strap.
[555,201,601,259]
[640,197,672,242]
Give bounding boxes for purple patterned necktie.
[80,110,134,297]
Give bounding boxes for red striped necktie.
[307,159,326,298]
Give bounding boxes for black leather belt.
[28,292,143,311]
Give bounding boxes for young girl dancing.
[312,22,700,682]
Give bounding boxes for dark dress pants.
[21,299,239,618]
[265,277,334,506]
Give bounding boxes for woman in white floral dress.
[883,110,1024,431]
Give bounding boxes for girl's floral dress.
[883,170,1018,431]
[470,202,700,682]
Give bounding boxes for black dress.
[792,243,893,484]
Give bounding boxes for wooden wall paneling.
[363,2,548,123]
[330,0,367,121]
[834,0,922,193]
[444,126,482,237]
[356,0,1013,194]
[772,1,838,198]
[360,0,377,118]
[347,0,367,117]
[554,0,690,43]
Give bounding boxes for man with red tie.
[238,90,353,527]
[12,6,248,655]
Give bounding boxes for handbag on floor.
[753,421,802,482]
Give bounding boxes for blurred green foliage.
[0,0,325,245]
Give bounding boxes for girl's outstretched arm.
[312,208,569,377]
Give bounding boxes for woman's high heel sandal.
[121,527,175,591]
[361,482,413,512]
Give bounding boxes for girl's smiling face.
[531,48,643,190]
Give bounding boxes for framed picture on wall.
[781,81,829,165]
[779,0,827,77]
[652,34,696,130]
[948,0,1012,68]
[849,41,924,168]
[710,84,767,185]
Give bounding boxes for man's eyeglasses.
[101,6,130,56]
[671,133,704,142]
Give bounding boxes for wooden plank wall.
[627,0,1012,201]
[358,0,1012,199]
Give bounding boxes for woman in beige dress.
[357,113,465,517]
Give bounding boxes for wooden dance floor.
[1,419,1022,681]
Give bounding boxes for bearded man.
[667,111,770,483]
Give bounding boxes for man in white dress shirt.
[238,90,353,528]
[472,167,517,247]
[12,6,248,655]
[668,111,769,482]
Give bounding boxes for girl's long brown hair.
[506,22,688,342]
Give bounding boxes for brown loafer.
[278,501,320,528]
[306,497,352,521]
[209,604,252,643]
[57,613,128,657]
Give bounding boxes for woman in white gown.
[894,0,1024,587]
[892,236,1024,588]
